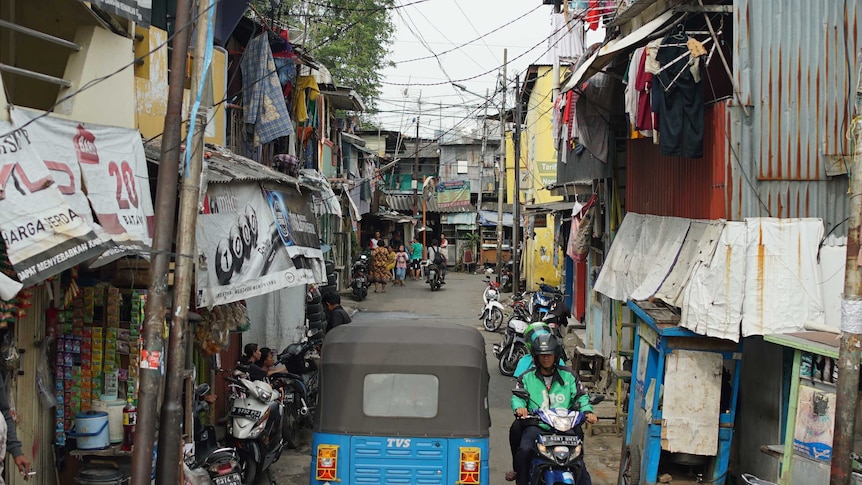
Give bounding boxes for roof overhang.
[561,10,679,93]
[323,86,366,112]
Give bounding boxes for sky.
[373,0,573,139]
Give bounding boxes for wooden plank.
[661,350,722,455]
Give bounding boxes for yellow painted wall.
[522,66,562,288]
[134,25,226,146]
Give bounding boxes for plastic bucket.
[91,398,124,444]
[68,411,109,450]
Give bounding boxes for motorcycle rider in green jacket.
[510,334,597,485]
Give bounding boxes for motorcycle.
[351,254,369,301]
[530,278,564,322]
[541,299,572,363]
[513,388,604,485]
[493,314,530,376]
[184,384,242,485]
[224,376,284,485]
[500,260,514,293]
[480,279,505,332]
[274,328,323,449]
[426,262,442,291]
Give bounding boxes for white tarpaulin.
[12,109,155,265]
[680,222,746,341]
[595,213,827,341]
[196,182,325,308]
[0,121,104,285]
[741,218,824,336]
[661,350,722,454]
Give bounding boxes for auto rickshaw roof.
[318,320,491,437]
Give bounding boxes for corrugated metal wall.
[731,0,858,234]
[626,102,728,219]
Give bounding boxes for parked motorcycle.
[512,389,604,485]
[530,278,564,322]
[351,254,370,301]
[224,376,284,485]
[500,260,514,292]
[493,314,530,376]
[274,328,323,449]
[426,262,442,291]
[480,278,505,332]
[184,384,242,485]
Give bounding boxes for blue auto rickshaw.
[310,320,491,485]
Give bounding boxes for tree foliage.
[278,0,396,111]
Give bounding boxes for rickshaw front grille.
[350,436,447,485]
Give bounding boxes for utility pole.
[131,0,192,482]
[495,49,507,279]
[476,88,489,263]
[512,73,522,295]
[155,0,212,481]
[830,48,862,485]
[412,95,421,226]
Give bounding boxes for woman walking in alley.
[370,241,390,293]
[394,244,409,286]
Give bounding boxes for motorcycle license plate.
[284,392,295,403]
[230,407,261,420]
[541,434,580,446]
[213,473,242,485]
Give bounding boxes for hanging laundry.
[634,48,655,133]
[293,75,320,124]
[585,0,602,31]
[549,11,585,63]
[272,29,297,88]
[240,34,295,147]
[652,30,704,158]
[575,73,615,163]
[623,47,644,132]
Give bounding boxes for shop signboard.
[0,121,103,285]
[436,180,471,209]
[12,109,156,265]
[85,0,152,27]
[196,182,325,307]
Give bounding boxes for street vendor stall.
[619,300,742,485]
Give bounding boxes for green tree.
[289,0,396,110]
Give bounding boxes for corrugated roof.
[143,140,302,186]
[385,194,475,213]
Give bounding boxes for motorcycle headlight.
[536,443,554,461]
[255,386,272,402]
[548,415,576,431]
[553,446,570,463]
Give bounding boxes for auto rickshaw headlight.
[316,445,339,481]
[459,447,481,484]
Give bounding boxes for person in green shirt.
[409,239,423,280]
[510,334,597,485]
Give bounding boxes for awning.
[523,200,577,215]
[479,210,513,227]
[385,194,476,214]
[561,10,678,93]
[593,213,828,342]
[442,213,477,225]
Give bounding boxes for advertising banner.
[196,182,324,307]
[12,109,156,265]
[0,121,103,285]
[794,385,835,461]
[85,0,152,27]
[436,180,471,209]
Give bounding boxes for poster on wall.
[436,180,471,209]
[0,121,104,285]
[12,109,156,265]
[793,385,835,462]
[196,182,325,308]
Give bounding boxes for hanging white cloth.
[548,12,585,64]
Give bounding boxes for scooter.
[530,278,564,322]
[426,262,442,291]
[351,254,369,301]
[274,328,323,449]
[183,384,242,485]
[224,376,284,485]
[493,314,530,376]
[480,279,505,332]
[500,260,514,293]
[512,388,604,485]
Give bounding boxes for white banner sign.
[196,182,325,308]
[0,121,104,285]
[12,109,155,264]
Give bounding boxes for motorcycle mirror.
[512,388,530,401]
[589,394,605,406]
